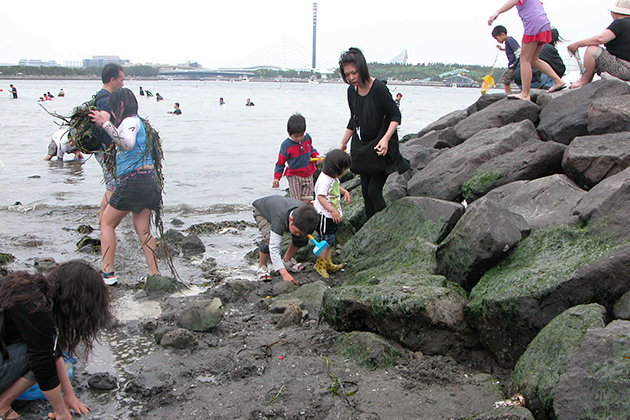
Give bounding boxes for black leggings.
[360,173,389,219]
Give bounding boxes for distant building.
[63,61,83,68]
[19,59,58,67]
[443,74,477,87]
[83,55,130,68]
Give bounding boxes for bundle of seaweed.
[139,118,182,285]
[39,100,117,173]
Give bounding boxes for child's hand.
[343,190,351,205]
[272,179,280,188]
[281,271,297,285]
[331,208,342,224]
[496,45,505,51]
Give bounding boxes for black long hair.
[0,260,113,355]
[323,149,351,178]
[339,47,371,86]
[108,87,138,126]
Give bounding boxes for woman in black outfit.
[338,48,409,219]
[0,260,112,420]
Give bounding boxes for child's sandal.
[284,257,305,273]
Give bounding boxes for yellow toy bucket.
[481,74,495,94]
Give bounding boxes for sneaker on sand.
[101,270,118,286]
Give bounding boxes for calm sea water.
[0,79,483,209]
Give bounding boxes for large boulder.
[587,94,630,135]
[468,224,630,367]
[469,406,535,420]
[321,197,476,355]
[462,139,566,202]
[484,175,585,231]
[562,132,630,190]
[417,109,469,138]
[406,130,452,149]
[399,143,441,170]
[436,198,530,291]
[511,304,607,420]
[466,93,507,115]
[537,79,630,144]
[453,98,540,143]
[408,120,540,201]
[572,166,630,240]
[554,320,630,420]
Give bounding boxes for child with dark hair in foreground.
[252,195,319,284]
[313,149,352,278]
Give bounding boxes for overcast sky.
[0,0,613,70]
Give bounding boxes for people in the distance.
[155,92,164,101]
[139,86,145,96]
[9,84,17,99]
[395,92,403,106]
[0,260,112,420]
[245,98,255,106]
[57,89,65,97]
[488,0,566,100]
[44,130,85,161]
[168,103,182,115]
[569,0,630,88]
[219,97,226,106]
[272,113,320,204]
[338,47,409,219]
[252,196,319,283]
[90,88,162,285]
[492,25,521,93]
[312,149,352,278]
[514,28,566,89]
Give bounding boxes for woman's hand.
[65,394,91,415]
[567,42,580,55]
[89,110,107,127]
[374,137,389,156]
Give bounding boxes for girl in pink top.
[489,0,566,100]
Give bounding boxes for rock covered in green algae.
[143,275,182,297]
[468,223,626,367]
[510,304,606,419]
[176,298,224,332]
[334,331,410,370]
[322,197,476,355]
[554,320,630,420]
[0,253,15,266]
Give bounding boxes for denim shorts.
[0,343,33,394]
[109,169,161,214]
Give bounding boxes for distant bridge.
[158,68,256,78]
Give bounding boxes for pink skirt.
[523,30,552,44]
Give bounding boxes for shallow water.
[0,79,482,209]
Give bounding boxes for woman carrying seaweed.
[90,88,162,284]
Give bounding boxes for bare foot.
[547,82,567,93]
[507,93,531,101]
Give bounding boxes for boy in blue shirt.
[492,25,521,94]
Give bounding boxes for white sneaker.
[101,271,118,286]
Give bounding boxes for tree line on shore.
[1,63,502,82]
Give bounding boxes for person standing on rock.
[90,88,162,285]
[338,47,409,220]
[568,0,630,88]
[488,0,567,100]
[0,260,112,420]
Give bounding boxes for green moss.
[512,304,606,413]
[334,333,402,369]
[0,253,15,266]
[462,170,501,201]
[469,224,624,313]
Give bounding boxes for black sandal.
[0,408,23,420]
